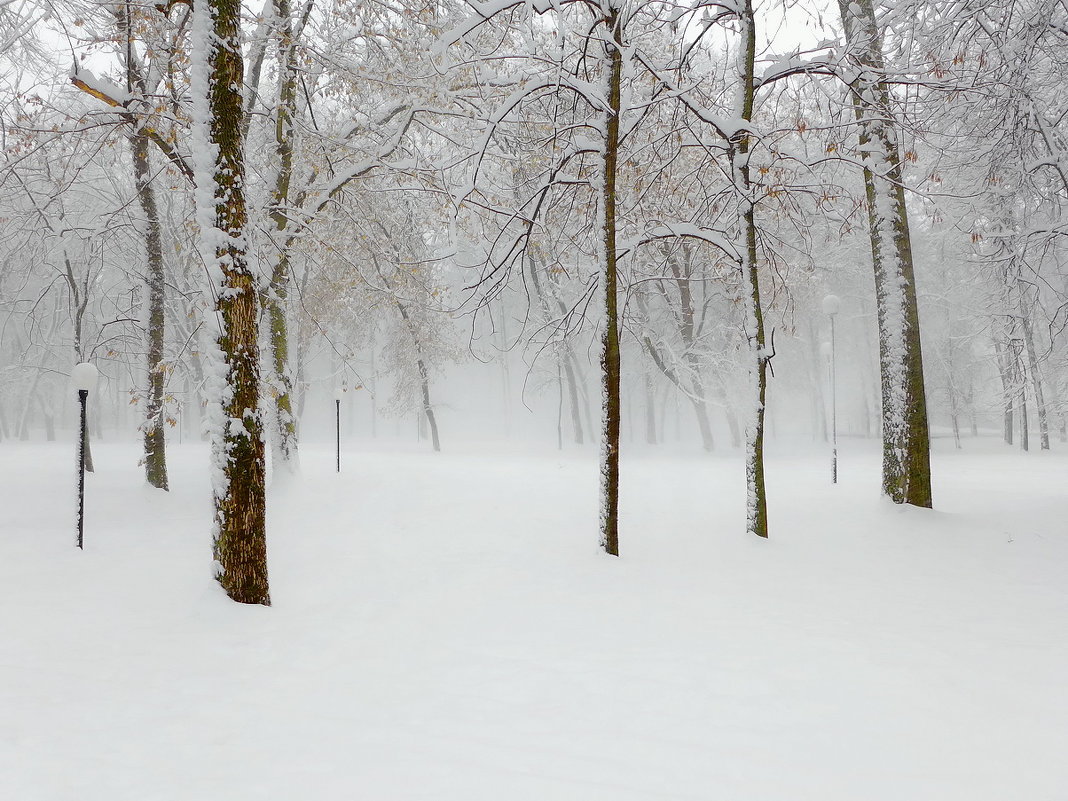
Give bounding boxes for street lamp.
[334,386,344,473]
[822,294,841,484]
[71,362,98,549]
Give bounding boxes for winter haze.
[1,0,1066,798]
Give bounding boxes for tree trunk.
[392,297,441,453]
[838,0,932,508]
[562,355,584,445]
[263,0,302,474]
[994,339,1014,444]
[131,131,169,490]
[193,0,270,605]
[41,405,55,442]
[598,4,623,557]
[527,252,584,445]
[417,356,440,452]
[644,371,657,445]
[119,1,169,490]
[736,0,769,538]
[1021,313,1050,450]
[688,392,715,452]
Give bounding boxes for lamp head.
[334,387,345,402]
[72,362,98,393]
[822,294,841,316]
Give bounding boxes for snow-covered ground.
[1,437,1066,800]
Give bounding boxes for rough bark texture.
[132,132,170,490]
[598,4,622,557]
[204,0,270,605]
[838,0,932,508]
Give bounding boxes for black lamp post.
[822,294,841,483]
[334,387,344,473]
[72,362,98,549]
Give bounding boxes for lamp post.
[334,387,344,473]
[822,294,841,483]
[71,362,98,549]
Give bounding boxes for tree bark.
[263,0,303,474]
[195,0,270,605]
[131,131,170,490]
[117,0,169,490]
[736,0,769,537]
[838,0,932,507]
[598,4,623,556]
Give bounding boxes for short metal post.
[830,315,837,484]
[77,388,87,549]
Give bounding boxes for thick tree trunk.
[598,5,623,556]
[194,0,269,605]
[838,0,932,508]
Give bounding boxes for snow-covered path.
[1,439,1065,799]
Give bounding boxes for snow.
[1,438,1066,799]
[68,65,131,107]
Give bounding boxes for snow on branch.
[70,64,196,185]
[620,223,741,263]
